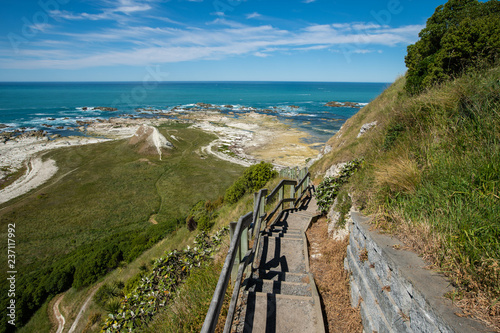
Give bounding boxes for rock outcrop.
[357,121,378,138]
[325,101,363,108]
[128,125,173,160]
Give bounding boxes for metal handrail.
[201,167,311,333]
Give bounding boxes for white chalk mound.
[128,125,173,160]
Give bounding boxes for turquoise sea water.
[0,81,388,142]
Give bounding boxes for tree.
[405,0,500,94]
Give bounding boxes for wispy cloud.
[246,12,262,19]
[50,0,152,21]
[1,19,423,70]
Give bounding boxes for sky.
[0,0,448,82]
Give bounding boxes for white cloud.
[49,0,152,21]
[303,0,316,3]
[1,20,423,70]
[246,12,262,19]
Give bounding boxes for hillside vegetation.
[312,0,499,327]
[313,61,499,329]
[0,123,245,331]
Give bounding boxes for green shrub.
[382,123,405,151]
[224,162,277,204]
[334,190,352,228]
[186,199,222,231]
[315,159,362,214]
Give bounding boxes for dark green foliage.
[94,283,125,308]
[0,124,244,331]
[224,162,277,204]
[186,197,224,231]
[405,0,500,94]
[0,218,182,331]
[334,190,353,228]
[315,159,362,214]
[382,123,405,151]
[224,179,247,204]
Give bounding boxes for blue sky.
[0,0,447,82]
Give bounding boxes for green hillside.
[312,0,499,327]
[313,51,499,332]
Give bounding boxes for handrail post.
[253,192,259,237]
[229,221,239,282]
[260,189,267,227]
[278,184,284,210]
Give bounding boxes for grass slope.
[0,122,244,331]
[312,66,500,328]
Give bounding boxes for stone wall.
[344,211,490,333]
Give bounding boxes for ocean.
[0,81,388,142]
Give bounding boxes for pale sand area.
[187,111,321,168]
[0,112,321,204]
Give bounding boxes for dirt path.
[68,285,100,333]
[53,294,65,333]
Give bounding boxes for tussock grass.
[313,66,500,328]
[373,154,421,194]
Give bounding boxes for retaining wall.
[344,211,490,333]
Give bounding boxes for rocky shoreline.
[0,111,322,204]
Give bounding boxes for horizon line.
[0,80,392,84]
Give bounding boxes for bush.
[315,159,362,215]
[405,0,500,94]
[186,199,222,231]
[224,162,277,204]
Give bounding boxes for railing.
[201,167,311,333]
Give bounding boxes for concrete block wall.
[344,211,490,333]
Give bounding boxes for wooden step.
[247,279,312,297]
[235,292,323,333]
[257,270,310,283]
[256,236,306,273]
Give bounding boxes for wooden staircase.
[232,197,325,333]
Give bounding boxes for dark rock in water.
[195,102,213,109]
[94,106,118,111]
[290,105,300,109]
[224,105,233,108]
[56,126,64,129]
[42,124,52,128]
[0,124,8,129]
[48,118,56,121]
[82,107,88,111]
[325,101,362,108]
[325,101,342,107]
[76,120,94,126]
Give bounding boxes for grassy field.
[0,122,245,331]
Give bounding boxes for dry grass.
[379,209,500,331]
[307,217,363,333]
[374,154,422,194]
